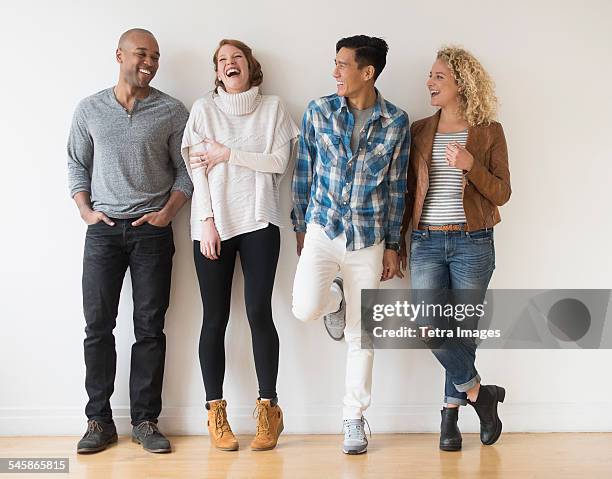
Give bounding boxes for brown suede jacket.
[400,110,511,252]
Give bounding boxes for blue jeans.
[409,228,495,405]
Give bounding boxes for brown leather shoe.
[206,400,239,451]
[250,398,284,451]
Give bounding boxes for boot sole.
[482,386,505,446]
[131,436,171,453]
[251,418,284,451]
[214,444,239,451]
[324,317,345,341]
[440,442,462,451]
[324,326,345,341]
[77,433,118,454]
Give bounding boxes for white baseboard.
[1,403,611,436]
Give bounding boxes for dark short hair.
[335,35,389,81]
[213,39,263,92]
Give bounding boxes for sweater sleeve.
[67,102,93,198]
[228,142,291,174]
[170,104,193,198]
[181,107,214,222]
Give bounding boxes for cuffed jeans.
[82,219,174,425]
[409,228,495,405]
[292,224,384,419]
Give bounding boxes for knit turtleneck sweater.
[214,85,262,115]
[181,87,299,241]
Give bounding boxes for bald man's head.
[118,28,156,49]
[116,28,160,89]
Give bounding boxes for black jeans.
[82,219,174,425]
[194,224,280,401]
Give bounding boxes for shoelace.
[86,420,103,437]
[344,417,372,439]
[135,420,159,438]
[253,403,271,435]
[214,405,231,435]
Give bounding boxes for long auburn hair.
[213,39,263,92]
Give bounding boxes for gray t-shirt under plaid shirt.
[348,105,374,155]
[67,87,193,219]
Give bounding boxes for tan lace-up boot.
[250,398,284,451]
[206,400,239,451]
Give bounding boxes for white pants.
[292,224,384,419]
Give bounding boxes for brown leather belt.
[418,223,465,232]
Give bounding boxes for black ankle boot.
[468,385,505,445]
[439,407,462,451]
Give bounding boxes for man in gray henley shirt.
[67,28,192,455]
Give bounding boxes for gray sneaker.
[342,417,369,455]
[324,277,345,341]
[131,421,171,453]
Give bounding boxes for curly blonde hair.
[437,46,498,126]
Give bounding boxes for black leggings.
[193,224,280,401]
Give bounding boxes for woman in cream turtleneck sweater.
[181,39,299,452]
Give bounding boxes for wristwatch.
[385,242,400,252]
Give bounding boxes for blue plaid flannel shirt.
[291,91,409,251]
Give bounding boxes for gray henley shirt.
[67,87,193,218]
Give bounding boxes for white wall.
[1,0,611,435]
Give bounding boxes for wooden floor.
[1,434,611,478]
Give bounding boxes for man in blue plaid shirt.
[291,35,409,455]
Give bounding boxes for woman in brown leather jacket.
[398,46,511,452]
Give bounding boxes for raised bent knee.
[292,302,322,323]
